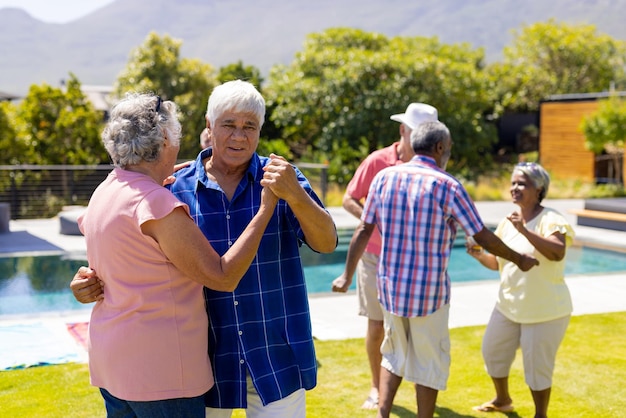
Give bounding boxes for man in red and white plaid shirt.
[337,120,538,418]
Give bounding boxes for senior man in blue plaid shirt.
[72,80,337,418]
[172,80,337,417]
[336,120,538,418]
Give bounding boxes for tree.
[15,74,104,165]
[490,19,626,114]
[218,61,264,86]
[0,101,22,166]
[114,32,217,159]
[57,77,108,164]
[0,101,24,191]
[7,74,105,213]
[581,95,626,184]
[265,28,495,183]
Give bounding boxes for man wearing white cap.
[332,102,438,410]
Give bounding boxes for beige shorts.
[482,308,570,391]
[205,372,305,418]
[380,304,450,391]
[356,251,383,321]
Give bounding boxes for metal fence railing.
[0,165,113,220]
[0,162,329,220]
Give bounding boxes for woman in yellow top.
[468,162,574,418]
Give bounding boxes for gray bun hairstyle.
[102,92,181,168]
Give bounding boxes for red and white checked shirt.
[362,155,484,317]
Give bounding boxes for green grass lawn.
[1,312,625,417]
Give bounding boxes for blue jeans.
[100,388,205,418]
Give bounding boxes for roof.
[0,90,20,102]
[80,85,115,111]
[542,90,626,103]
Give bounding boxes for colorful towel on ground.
[66,322,89,350]
[0,321,86,370]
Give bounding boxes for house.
[539,91,626,185]
[0,90,20,102]
[80,85,114,113]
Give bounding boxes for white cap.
[390,103,438,130]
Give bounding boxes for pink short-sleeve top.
[78,168,213,401]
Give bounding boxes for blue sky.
[0,0,115,23]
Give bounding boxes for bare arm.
[342,193,363,220]
[331,221,375,292]
[70,178,277,299]
[473,226,539,272]
[506,211,566,261]
[465,240,499,270]
[261,154,337,253]
[141,188,278,292]
[331,193,365,292]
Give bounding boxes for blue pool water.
[301,244,626,293]
[1,245,625,317]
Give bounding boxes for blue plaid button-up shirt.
[169,148,325,408]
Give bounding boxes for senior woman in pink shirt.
[74,92,277,417]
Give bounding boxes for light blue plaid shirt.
[363,155,484,317]
[169,148,327,408]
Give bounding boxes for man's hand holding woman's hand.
[70,267,104,303]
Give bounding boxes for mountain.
[1,0,625,97]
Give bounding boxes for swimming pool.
[301,243,626,293]
[1,244,625,317]
[0,255,88,317]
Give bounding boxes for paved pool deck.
[1,199,625,341]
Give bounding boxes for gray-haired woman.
[72,92,277,417]
[467,162,574,418]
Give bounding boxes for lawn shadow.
[435,405,522,417]
[390,404,417,417]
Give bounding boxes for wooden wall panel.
[539,101,599,182]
